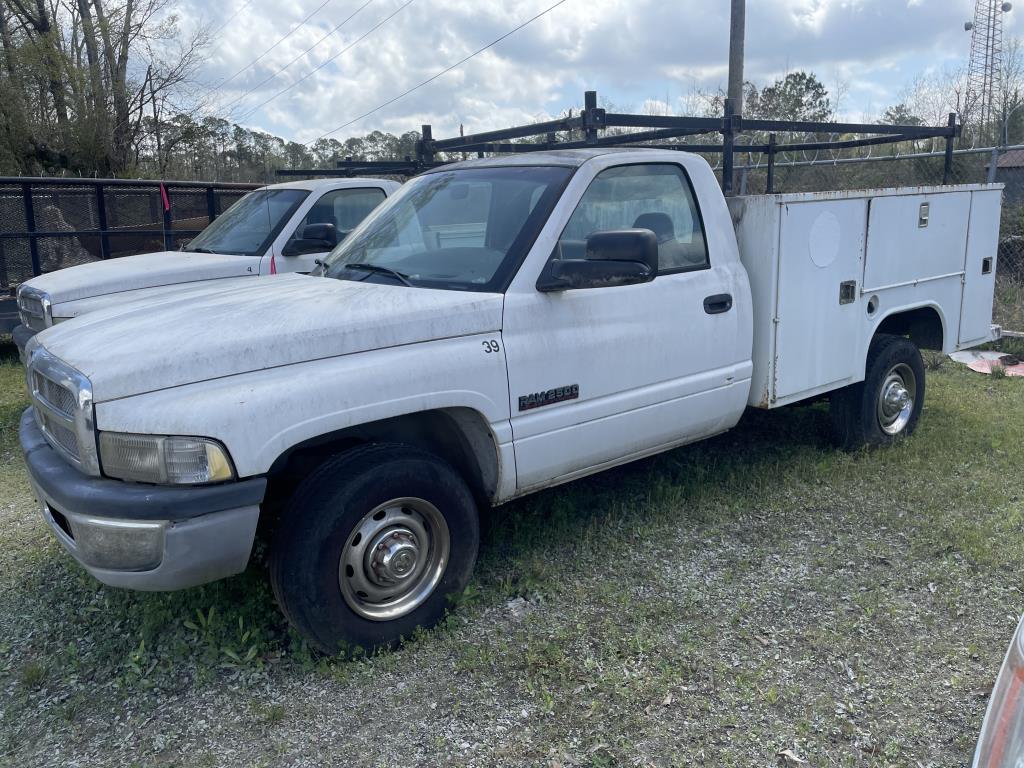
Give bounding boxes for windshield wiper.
[186,247,218,254]
[343,262,413,287]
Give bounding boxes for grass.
[1,335,1023,766]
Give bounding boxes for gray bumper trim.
[20,407,265,590]
[20,408,266,521]
[39,496,260,590]
[0,297,19,335]
[13,324,35,357]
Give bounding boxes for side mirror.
[282,223,339,256]
[537,229,658,292]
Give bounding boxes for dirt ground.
[2,341,1023,768]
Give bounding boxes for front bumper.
[13,324,35,362]
[20,409,267,590]
[0,296,18,335]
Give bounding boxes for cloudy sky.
[178,0,1019,145]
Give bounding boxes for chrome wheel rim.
[339,497,450,621]
[877,363,916,435]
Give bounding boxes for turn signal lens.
[99,432,235,485]
[973,615,1024,767]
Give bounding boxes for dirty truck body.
[13,178,399,355]
[18,149,1001,652]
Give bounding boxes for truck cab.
[13,177,400,354]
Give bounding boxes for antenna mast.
[965,1,1014,142]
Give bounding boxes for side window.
[295,187,387,239]
[555,164,709,272]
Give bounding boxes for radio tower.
[964,1,1013,141]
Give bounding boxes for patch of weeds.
[18,662,47,690]
[251,702,286,725]
[455,642,497,674]
[56,692,88,723]
[183,607,270,671]
[922,350,947,371]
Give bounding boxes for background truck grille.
[18,294,46,331]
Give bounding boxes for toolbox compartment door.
[863,191,971,291]
[959,189,1001,346]
[773,199,867,401]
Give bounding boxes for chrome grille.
[36,407,80,457]
[26,351,95,471]
[17,289,48,331]
[32,370,76,418]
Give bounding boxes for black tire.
[269,443,479,655]
[830,334,926,449]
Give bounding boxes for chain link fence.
[725,145,1024,334]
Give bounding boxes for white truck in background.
[17,148,1001,654]
[13,177,400,355]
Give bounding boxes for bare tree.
[1,0,207,174]
[1000,36,1024,145]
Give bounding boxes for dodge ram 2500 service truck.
[18,148,1001,653]
[13,177,400,355]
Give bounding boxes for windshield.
[322,166,573,291]
[184,189,309,256]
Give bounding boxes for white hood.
[28,251,261,308]
[36,274,504,402]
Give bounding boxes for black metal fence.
[281,91,1021,334]
[0,178,260,293]
[279,89,960,189]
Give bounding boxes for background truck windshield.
[184,189,309,256]
[323,166,572,291]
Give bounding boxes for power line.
[307,0,571,145]
[208,0,336,95]
[209,0,255,39]
[235,0,417,122]
[218,0,380,116]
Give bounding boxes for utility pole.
[723,0,745,195]
[727,0,746,112]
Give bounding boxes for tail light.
[974,615,1024,767]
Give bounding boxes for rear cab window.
[289,187,388,243]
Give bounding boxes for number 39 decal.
[482,340,500,354]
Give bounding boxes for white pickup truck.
[17,148,1001,654]
[12,177,400,354]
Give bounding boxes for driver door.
[502,161,747,491]
[278,187,387,272]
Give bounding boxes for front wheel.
[269,444,479,655]
[830,334,926,449]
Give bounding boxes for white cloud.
[170,0,991,144]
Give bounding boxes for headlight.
[973,615,1024,768]
[99,432,235,485]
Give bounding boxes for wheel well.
[262,408,499,518]
[874,306,945,351]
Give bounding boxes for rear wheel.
[269,444,479,655]
[830,334,926,449]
